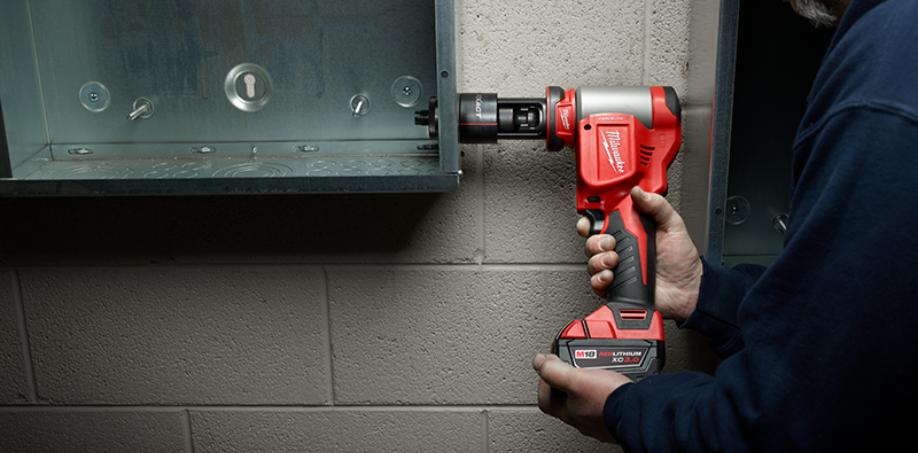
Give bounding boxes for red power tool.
[416,86,682,380]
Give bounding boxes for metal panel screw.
[773,214,788,234]
[127,98,154,121]
[351,95,370,118]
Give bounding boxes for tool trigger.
[583,209,606,236]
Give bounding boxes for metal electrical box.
[706,0,833,267]
[0,0,458,195]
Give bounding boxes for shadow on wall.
[0,193,450,264]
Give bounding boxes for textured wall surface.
[0,0,721,452]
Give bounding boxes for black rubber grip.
[604,210,656,330]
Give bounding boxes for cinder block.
[329,267,598,405]
[482,141,583,264]
[648,0,692,92]
[191,410,483,453]
[21,267,330,405]
[0,269,29,403]
[456,1,645,94]
[0,410,187,453]
[488,409,620,453]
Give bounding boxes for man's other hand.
[533,353,631,443]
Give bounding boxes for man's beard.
[792,0,843,27]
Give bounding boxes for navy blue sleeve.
[603,104,918,452]
[679,259,766,358]
[600,3,918,450]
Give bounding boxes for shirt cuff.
[603,382,634,440]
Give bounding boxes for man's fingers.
[537,378,572,422]
[576,217,592,238]
[533,353,627,444]
[591,270,613,295]
[588,252,618,275]
[631,186,684,232]
[534,355,575,422]
[533,354,577,393]
[585,234,615,257]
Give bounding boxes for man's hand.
[578,186,703,323]
[533,353,630,443]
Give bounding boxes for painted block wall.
[0,0,721,451]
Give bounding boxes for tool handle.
[606,209,655,307]
[583,206,658,332]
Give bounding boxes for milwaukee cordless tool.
[415,86,682,380]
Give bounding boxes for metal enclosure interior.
[0,0,458,195]
[706,0,833,268]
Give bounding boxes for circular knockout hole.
[441,70,450,78]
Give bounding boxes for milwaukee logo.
[559,107,571,131]
[574,350,597,359]
[602,130,626,174]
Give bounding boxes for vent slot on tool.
[639,145,654,167]
[619,309,648,321]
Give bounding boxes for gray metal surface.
[28,155,444,181]
[0,0,459,195]
[0,0,49,176]
[576,86,653,130]
[704,0,740,266]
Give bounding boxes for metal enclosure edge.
[703,0,740,266]
[435,0,459,177]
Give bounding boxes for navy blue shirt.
[603,0,918,451]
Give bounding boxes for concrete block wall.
[0,0,721,451]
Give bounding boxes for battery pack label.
[570,346,648,369]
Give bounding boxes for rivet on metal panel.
[391,76,422,107]
[724,196,751,226]
[79,82,110,112]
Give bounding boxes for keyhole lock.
[244,74,257,99]
[225,63,273,112]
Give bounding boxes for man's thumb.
[533,354,574,392]
[631,186,682,232]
